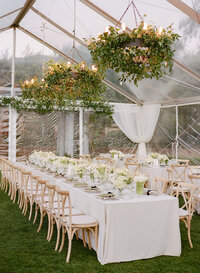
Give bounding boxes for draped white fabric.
[113,103,161,158]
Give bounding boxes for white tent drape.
[113,103,161,159]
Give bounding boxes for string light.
[67,61,71,68]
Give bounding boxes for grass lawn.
[1,189,200,273]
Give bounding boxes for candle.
[121,22,126,32]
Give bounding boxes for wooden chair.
[152,177,169,194]
[55,186,98,262]
[80,154,91,161]
[17,169,31,215]
[95,157,112,165]
[188,174,200,212]
[33,178,48,232]
[167,160,189,195]
[125,162,141,173]
[176,182,198,248]
[188,166,200,176]
[125,155,138,163]
[45,183,82,250]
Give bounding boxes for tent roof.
[0,0,200,106]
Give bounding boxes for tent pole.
[79,108,83,156]
[175,105,179,162]
[9,27,17,162]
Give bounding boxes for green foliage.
[0,61,113,116]
[87,22,180,85]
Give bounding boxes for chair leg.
[37,208,45,232]
[55,221,61,251]
[82,228,86,247]
[29,202,33,221]
[66,230,72,263]
[47,213,51,240]
[33,205,39,224]
[87,229,91,250]
[48,218,54,242]
[59,226,66,252]
[187,218,193,248]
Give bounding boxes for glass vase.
[136,181,145,195]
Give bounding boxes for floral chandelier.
[86,2,180,85]
[0,61,113,116]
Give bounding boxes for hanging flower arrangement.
[86,21,180,85]
[0,61,113,116]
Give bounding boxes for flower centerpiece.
[145,152,169,166]
[112,168,133,192]
[158,154,169,166]
[86,21,180,85]
[133,175,148,195]
[109,150,125,159]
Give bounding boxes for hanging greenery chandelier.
[0,61,113,116]
[86,21,180,85]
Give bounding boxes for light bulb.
[121,22,126,31]
[25,80,29,85]
[31,79,34,84]
[67,61,71,67]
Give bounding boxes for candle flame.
[121,22,126,31]
[143,22,148,30]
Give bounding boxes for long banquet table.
[17,162,181,265]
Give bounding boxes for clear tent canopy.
[0,0,200,164]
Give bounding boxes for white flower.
[133,175,148,183]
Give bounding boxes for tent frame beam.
[12,0,36,27]
[167,0,200,24]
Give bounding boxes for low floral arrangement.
[145,152,169,165]
[86,21,180,85]
[28,151,134,191]
[109,150,125,159]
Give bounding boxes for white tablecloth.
[17,163,181,264]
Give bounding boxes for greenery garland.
[86,21,180,85]
[0,61,113,116]
[0,96,113,115]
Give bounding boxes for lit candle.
[158,26,163,35]
[97,33,101,41]
[143,22,148,30]
[121,22,126,32]
[91,65,97,72]
[105,26,109,33]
